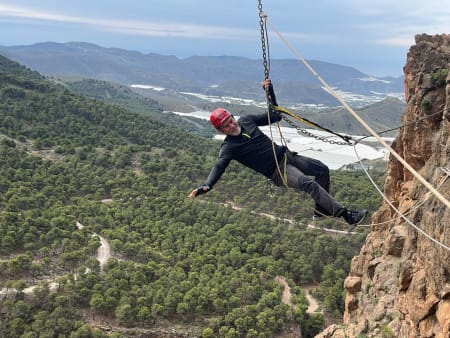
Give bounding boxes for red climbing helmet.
[210,108,231,129]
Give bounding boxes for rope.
[356,108,445,140]
[356,168,449,230]
[263,15,450,211]
[312,108,448,229]
[353,145,450,251]
[258,1,348,188]
[274,105,352,145]
[258,1,289,188]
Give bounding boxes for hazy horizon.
[1,1,448,77]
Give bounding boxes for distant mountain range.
[0,41,404,107]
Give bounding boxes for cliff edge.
[317,33,450,338]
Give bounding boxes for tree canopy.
[0,55,383,337]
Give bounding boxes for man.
[189,79,368,226]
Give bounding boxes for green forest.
[0,55,384,337]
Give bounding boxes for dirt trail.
[96,236,111,267]
[76,222,111,268]
[275,276,320,314]
[225,202,363,234]
[275,276,292,305]
[1,222,112,296]
[304,287,320,313]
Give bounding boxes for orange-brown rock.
[317,33,450,338]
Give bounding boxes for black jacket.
[204,109,285,188]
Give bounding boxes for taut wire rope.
[353,145,450,251]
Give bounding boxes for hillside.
[62,78,216,138]
[291,96,405,138]
[0,54,386,337]
[63,77,405,138]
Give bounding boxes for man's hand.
[262,79,272,90]
[188,185,210,198]
[261,78,278,106]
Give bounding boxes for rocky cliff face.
[317,34,450,338]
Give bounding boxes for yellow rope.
[273,106,319,129]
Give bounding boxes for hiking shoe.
[343,209,368,225]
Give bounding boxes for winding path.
[0,222,111,296]
[4,210,321,314]
[76,221,111,268]
[275,276,320,314]
[304,286,320,313]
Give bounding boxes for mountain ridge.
[0,41,404,106]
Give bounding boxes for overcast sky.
[1,0,448,77]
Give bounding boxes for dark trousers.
[270,151,343,216]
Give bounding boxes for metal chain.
[283,114,353,146]
[258,0,269,80]
[258,0,290,188]
[258,1,350,147]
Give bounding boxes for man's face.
[219,116,241,136]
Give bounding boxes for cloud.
[0,3,255,41]
[0,4,83,24]
[283,0,450,48]
[376,37,415,47]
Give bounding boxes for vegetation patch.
[0,54,383,337]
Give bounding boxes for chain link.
[283,114,353,146]
[258,1,350,147]
[258,0,269,80]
